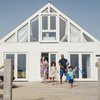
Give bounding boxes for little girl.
[50,62,58,85]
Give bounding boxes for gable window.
[41,15,57,42]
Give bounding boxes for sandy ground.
[0,81,98,100]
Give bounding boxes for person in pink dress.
[40,57,48,83]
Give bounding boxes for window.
[41,15,57,41]
[70,24,81,42]
[70,54,79,78]
[42,16,48,30]
[82,54,91,78]
[17,54,26,78]
[30,16,39,42]
[83,33,93,42]
[17,24,28,42]
[42,32,56,40]
[59,16,68,41]
[50,16,56,29]
[5,33,16,43]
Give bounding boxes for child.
[67,66,77,88]
[50,62,58,85]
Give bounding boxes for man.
[59,54,69,84]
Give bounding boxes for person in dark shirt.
[59,54,69,84]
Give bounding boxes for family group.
[40,54,77,88]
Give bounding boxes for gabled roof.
[0,2,99,43]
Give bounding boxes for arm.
[73,67,77,72]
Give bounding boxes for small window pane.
[50,16,56,29]
[42,32,56,40]
[30,17,39,42]
[42,16,48,29]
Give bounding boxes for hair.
[68,66,73,69]
[51,62,56,66]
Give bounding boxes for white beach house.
[0,3,100,82]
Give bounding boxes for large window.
[30,16,39,42]
[41,15,57,41]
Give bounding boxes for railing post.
[98,58,100,100]
[3,59,13,100]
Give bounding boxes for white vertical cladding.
[28,21,30,42]
[67,20,70,42]
[56,14,60,42]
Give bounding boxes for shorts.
[60,69,66,76]
[69,79,74,83]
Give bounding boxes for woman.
[40,57,48,83]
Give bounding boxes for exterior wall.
[0,42,100,82]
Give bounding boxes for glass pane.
[50,7,56,13]
[17,54,26,78]
[41,8,48,13]
[6,54,15,78]
[6,54,14,66]
[70,54,79,78]
[60,17,68,41]
[50,16,56,29]
[17,24,28,42]
[82,54,91,78]
[30,17,39,42]
[70,24,81,42]
[50,54,56,65]
[42,16,48,29]
[5,33,16,43]
[42,32,56,40]
[83,33,93,42]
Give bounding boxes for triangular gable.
[0,2,99,43]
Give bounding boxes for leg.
[52,77,54,85]
[60,69,63,84]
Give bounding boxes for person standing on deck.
[59,54,69,84]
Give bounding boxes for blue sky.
[0,0,100,40]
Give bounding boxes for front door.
[41,52,57,78]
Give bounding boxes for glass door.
[70,54,79,78]
[49,53,57,76]
[17,54,26,79]
[5,53,27,81]
[41,52,57,78]
[69,53,91,79]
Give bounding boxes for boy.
[67,66,77,88]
